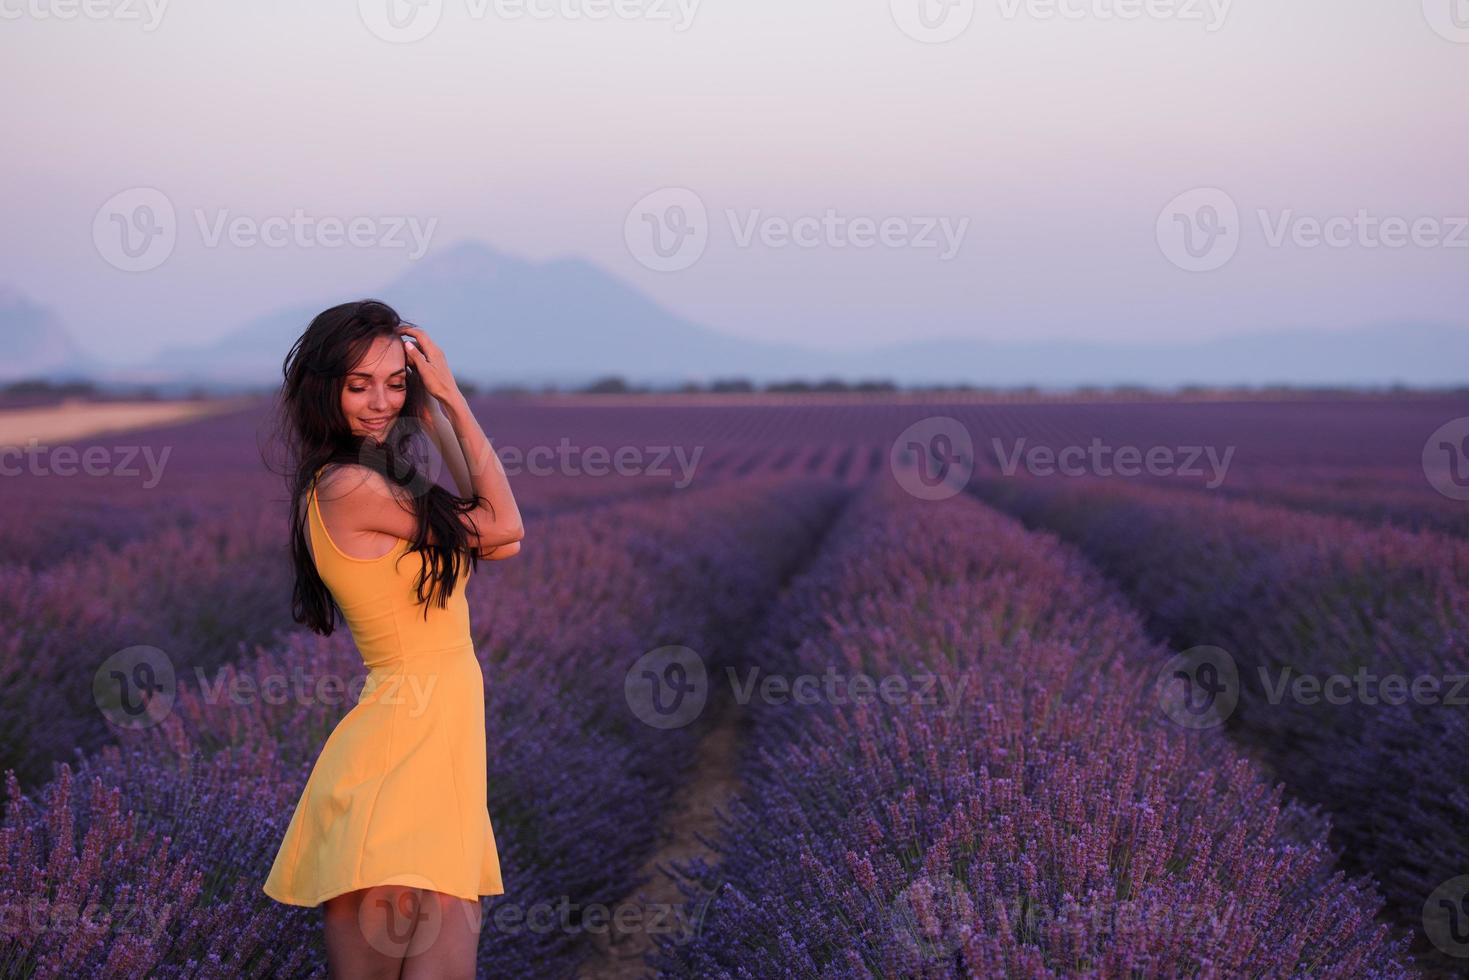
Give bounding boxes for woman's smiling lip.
[360,416,391,430]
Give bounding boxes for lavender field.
[2,391,1468,978]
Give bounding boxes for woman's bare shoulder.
[315,463,399,504]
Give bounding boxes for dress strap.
[308,464,408,564]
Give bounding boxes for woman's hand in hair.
[397,324,462,407]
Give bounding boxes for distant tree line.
[574,376,901,394]
[507,376,1466,399]
[3,375,1464,404]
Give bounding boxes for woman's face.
[341,334,408,442]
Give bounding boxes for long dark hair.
[267,298,482,634]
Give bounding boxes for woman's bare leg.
[322,885,418,980]
[399,891,482,980]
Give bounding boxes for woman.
[262,299,523,979]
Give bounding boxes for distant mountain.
[0,287,100,383]
[50,241,1469,388]
[126,241,811,388]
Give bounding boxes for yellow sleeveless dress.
[262,467,505,906]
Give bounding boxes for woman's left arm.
[420,397,520,559]
[421,396,474,497]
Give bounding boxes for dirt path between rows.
[574,485,852,979]
[0,397,249,448]
[576,692,744,979]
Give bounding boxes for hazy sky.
[3,0,1467,363]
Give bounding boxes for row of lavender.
[1211,466,1469,540]
[0,499,303,790]
[656,478,1409,977]
[1,476,847,977]
[0,405,279,568]
[973,476,1469,967]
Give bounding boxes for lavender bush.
[656,478,1410,977]
[974,476,1469,962]
[0,502,298,790]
